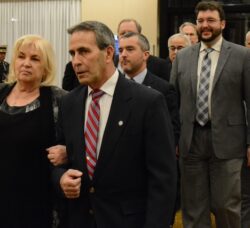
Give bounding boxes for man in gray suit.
[170,1,250,228]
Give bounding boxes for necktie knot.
[91,89,104,102]
[205,48,213,55]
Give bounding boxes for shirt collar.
[87,69,119,97]
[125,68,147,84]
[200,36,223,53]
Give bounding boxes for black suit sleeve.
[166,84,180,146]
[144,93,177,227]
[147,55,171,81]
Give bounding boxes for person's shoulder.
[0,83,13,100]
[50,86,68,98]
[147,71,171,86]
[2,61,9,67]
[147,71,174,92]
[132,77,164,100]
[148,55,167,65]
[60,84,87,102]
[0,83,8,90]
[223,39,249,52]
[0,82,12,91]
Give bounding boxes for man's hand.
[60,169,83,199]
[46,145,68,166]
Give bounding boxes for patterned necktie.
[85,89,104,179]
[196,48,213,126]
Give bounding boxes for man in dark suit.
[117,18,170,81]
[0,45,9,83]
[53,21,177,228]
[119,31,180,146]
[119,32,180,227]
[170,1,250,227]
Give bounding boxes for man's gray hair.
[117,18,142,34]
[168,33,191,47]
[68,21,115,50]
[120,32,150,51]
[179,22,197,34]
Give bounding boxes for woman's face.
[14,43,45,85]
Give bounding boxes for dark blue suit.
[53,73,177,228]
[142,70,180,145]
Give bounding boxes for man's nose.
[72,53,82,67]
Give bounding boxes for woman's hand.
[46,145,68,166]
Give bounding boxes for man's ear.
[144,51,150,61]
[221,20,226,30]
[105,46,115,63]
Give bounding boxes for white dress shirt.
[85,70,119,158]
[125,68,147,84]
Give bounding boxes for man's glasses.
[196,18,220,25]
[168,46,185,52]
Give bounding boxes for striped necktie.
[85,89,104,179]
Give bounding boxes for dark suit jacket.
[147,55,171,81]
[165,57,172,81]
[53,73,177,228]
[171,39,250,159]
[143,71,180,145]
[62,61,79,91]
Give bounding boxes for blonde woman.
[0,34,66,228]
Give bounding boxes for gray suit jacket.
[170,39,250,159]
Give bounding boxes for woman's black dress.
[0,87,55,228]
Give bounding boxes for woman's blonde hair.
[6,34,56,86]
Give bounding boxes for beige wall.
[82,0,159,55]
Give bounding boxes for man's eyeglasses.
[168,46,185,52]
[196,18,220,25]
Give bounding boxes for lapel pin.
[118,121,123,126]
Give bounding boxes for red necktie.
[85,89,104,179]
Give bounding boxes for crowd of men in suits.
[0,1,239,228]
[58,1,250,228]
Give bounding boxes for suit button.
[89,209,94,215]
[89,187,95,193]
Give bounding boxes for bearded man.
[170,1,250,228]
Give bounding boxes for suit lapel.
[93,75,132,179]
[142,71,154,87]
[191,44,200,98]
[212,39,231,91]
[71,86,89,173]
